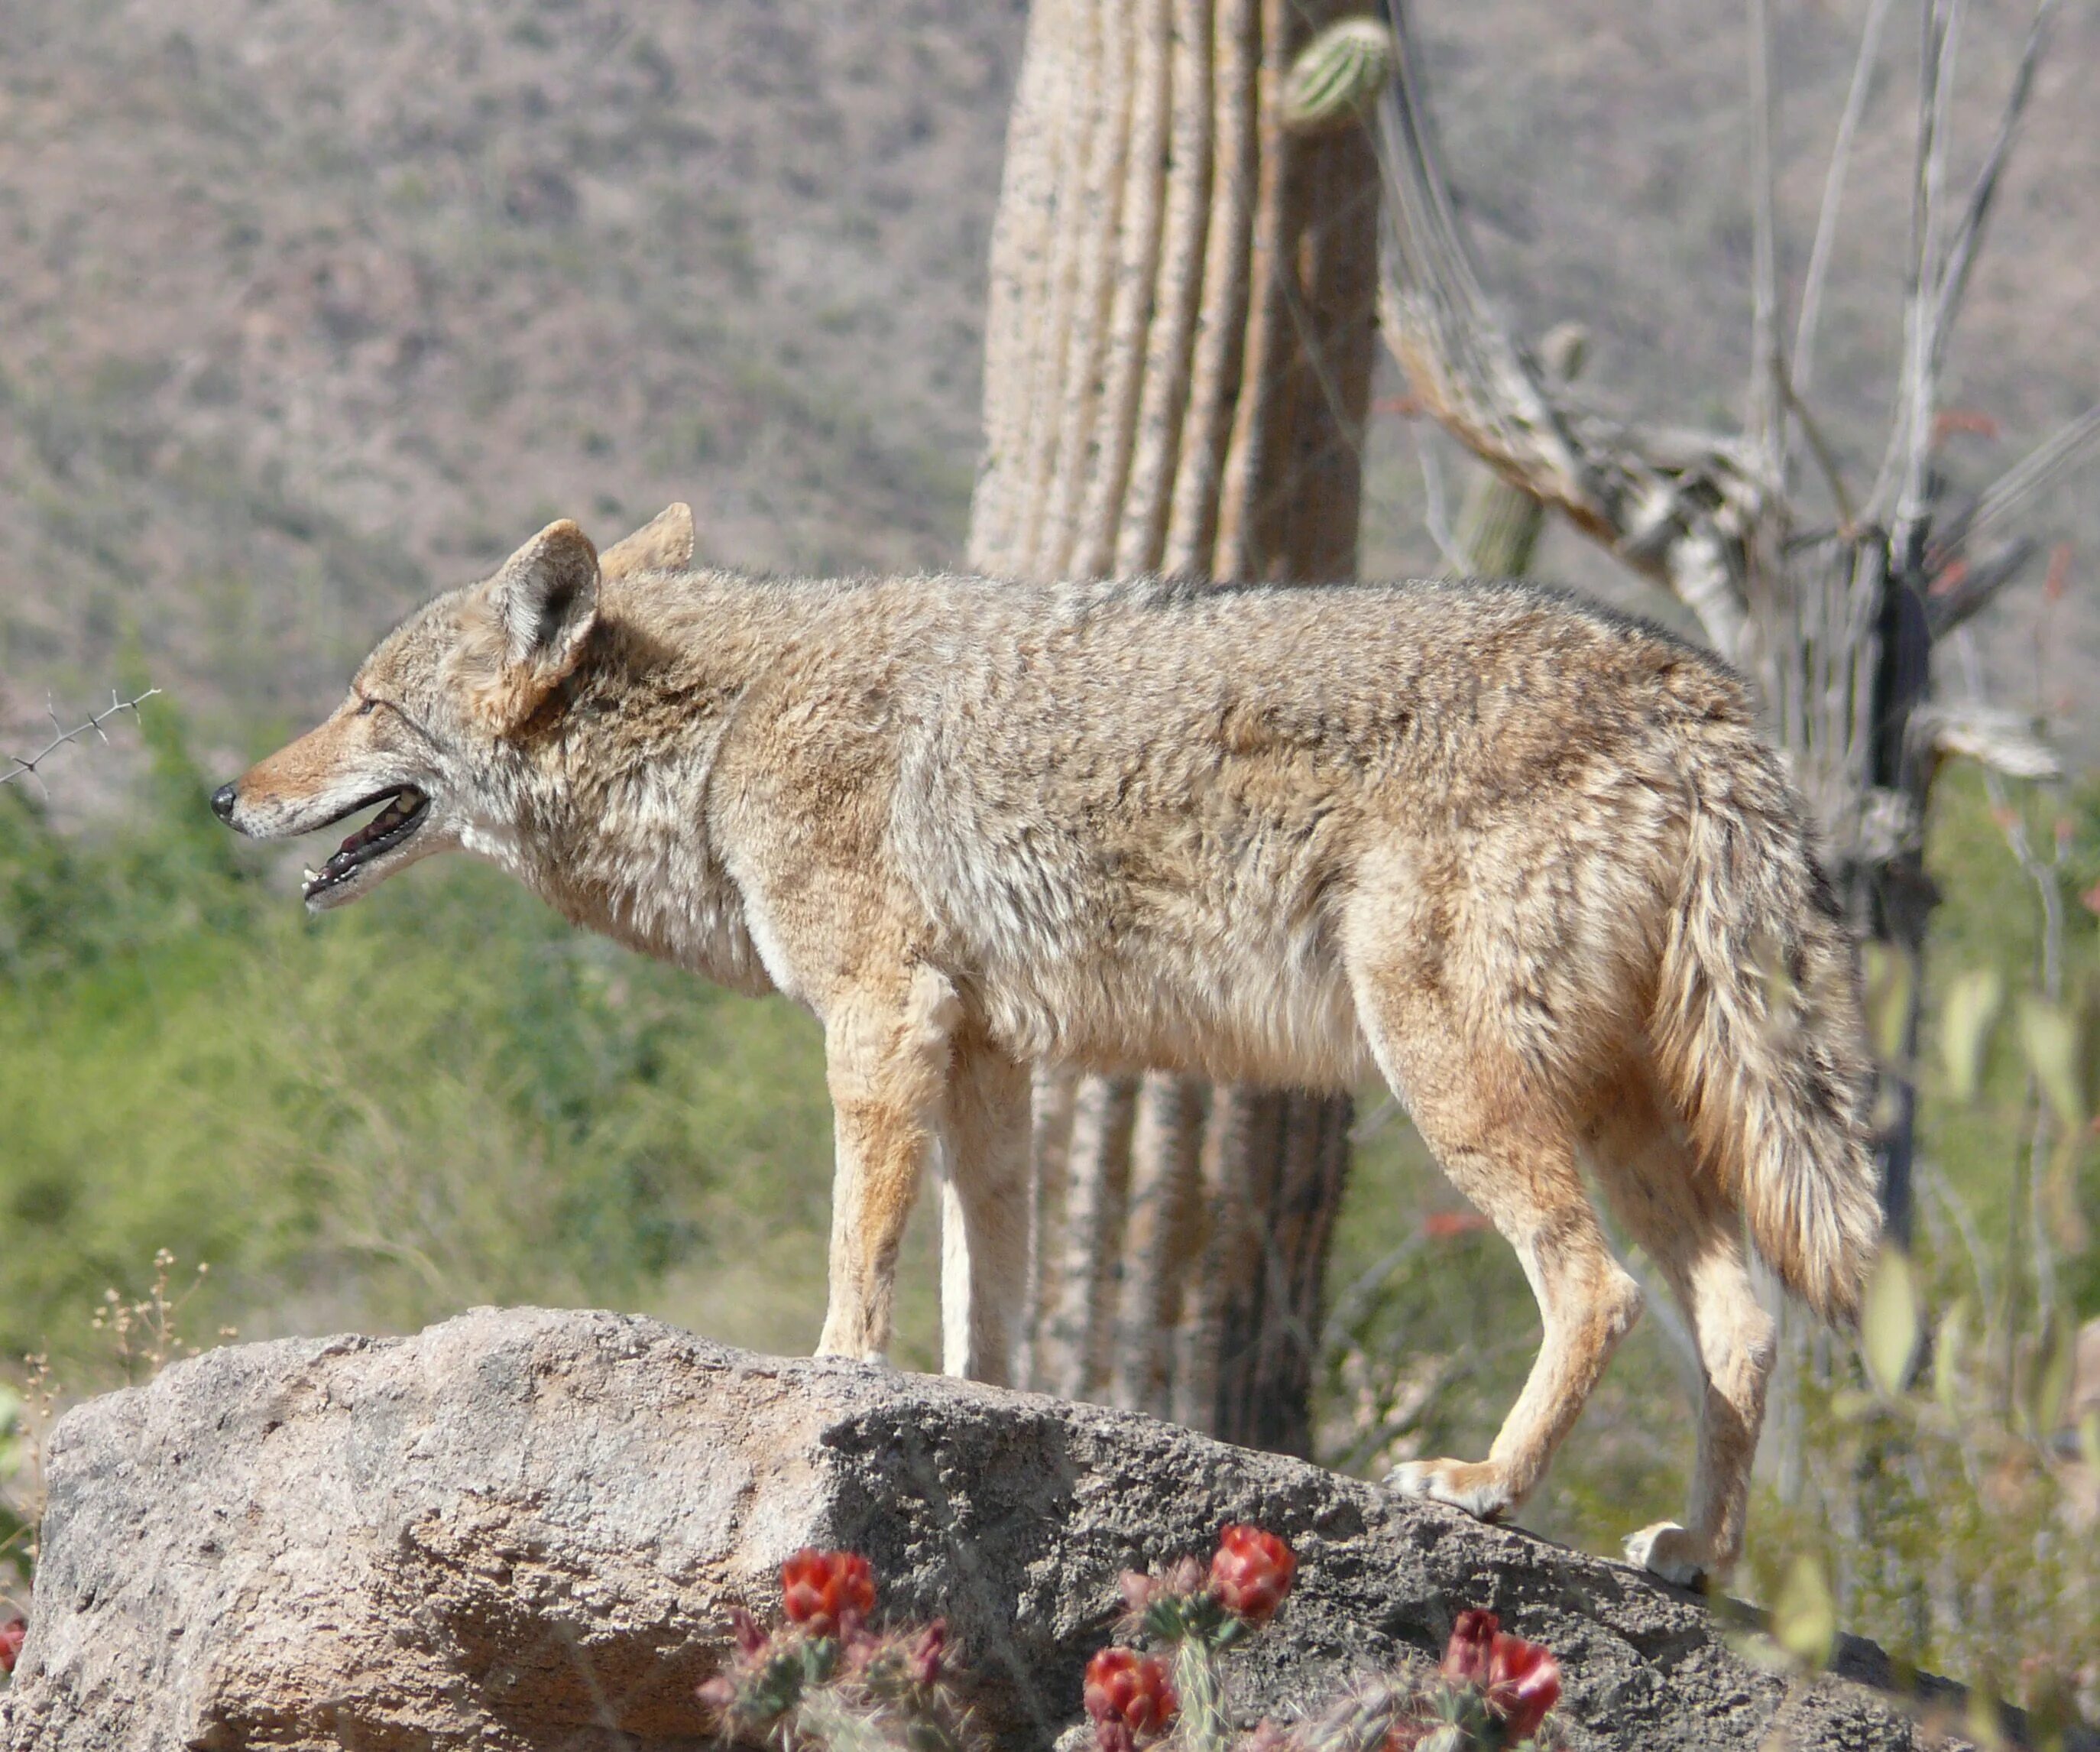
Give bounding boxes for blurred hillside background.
[2,0,2097,1721]
[5,0,2096,771]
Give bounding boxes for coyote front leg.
[815,962,961,1364]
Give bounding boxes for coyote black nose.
[210,783,238,822]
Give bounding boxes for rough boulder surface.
[4,1307,1974,1750]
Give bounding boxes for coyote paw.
[1623,1521,1706,1587]
[813,1342,893,1369]
[1385,1458,1515,1521]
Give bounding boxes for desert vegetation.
[700,1530,1570,1750]
[1,691,2092,1726]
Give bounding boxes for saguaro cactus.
[967,0,1381,1453]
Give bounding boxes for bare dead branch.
[1369,3,1588,517]
[1369,0,1763,654]
[1745,0,1787,477]
[1930,0,2059,376]
[1924,536,2037,635]
[1957,402,2100,552]
[1877,0,1964,547]
[1781,375,1859,528]
[1364,0,2065,886]
[1793,0,1894,398]
[1,689,161,793]
[1453,322,1587,576]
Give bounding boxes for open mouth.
[301,786,430,900]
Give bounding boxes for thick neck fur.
[499,569,786,993]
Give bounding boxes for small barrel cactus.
[697,1549,970,1750]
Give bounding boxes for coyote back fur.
[218,508,1879,1584]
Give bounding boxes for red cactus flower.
[1440,1609,1560,1742]
[727,1605,771,1660]
[1209,1523,1298,1623]
[1441,1608,1499,1687]
[1119,1568,1161,1617]
[779,1548,877,1637]
[1084,1646,1179,1747]
[907,1620,948,1687]
[0,1617,24,1676]
[1488,1637,1560,1741]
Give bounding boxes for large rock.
[2,1307,1979,1750]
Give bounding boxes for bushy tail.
[1648,744,1881,1325]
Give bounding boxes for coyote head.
[212,504,695,910]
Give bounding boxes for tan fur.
[219,510,1881,1581]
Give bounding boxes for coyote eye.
[357,696,381,715]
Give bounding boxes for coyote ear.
[491,518,600,676]
[600,502,695,580]
[468,519,601,731]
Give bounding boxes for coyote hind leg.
[1588,1073,1776,1585]
[1360,991,1643,1522]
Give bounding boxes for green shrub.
[0,706,890,1377]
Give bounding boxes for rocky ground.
[0,1306,2021,1752]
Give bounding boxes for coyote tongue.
[303,786,430,898]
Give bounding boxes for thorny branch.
[1793,0,1896,400]
[0,689,160,793]
[1370,0,1765,658]
[1929,0,2059,381]
[1880,0,2057,557]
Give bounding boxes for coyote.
[214,505,1879,1582]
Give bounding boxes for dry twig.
[1793,0,1895,398]
[1,689,160,794]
